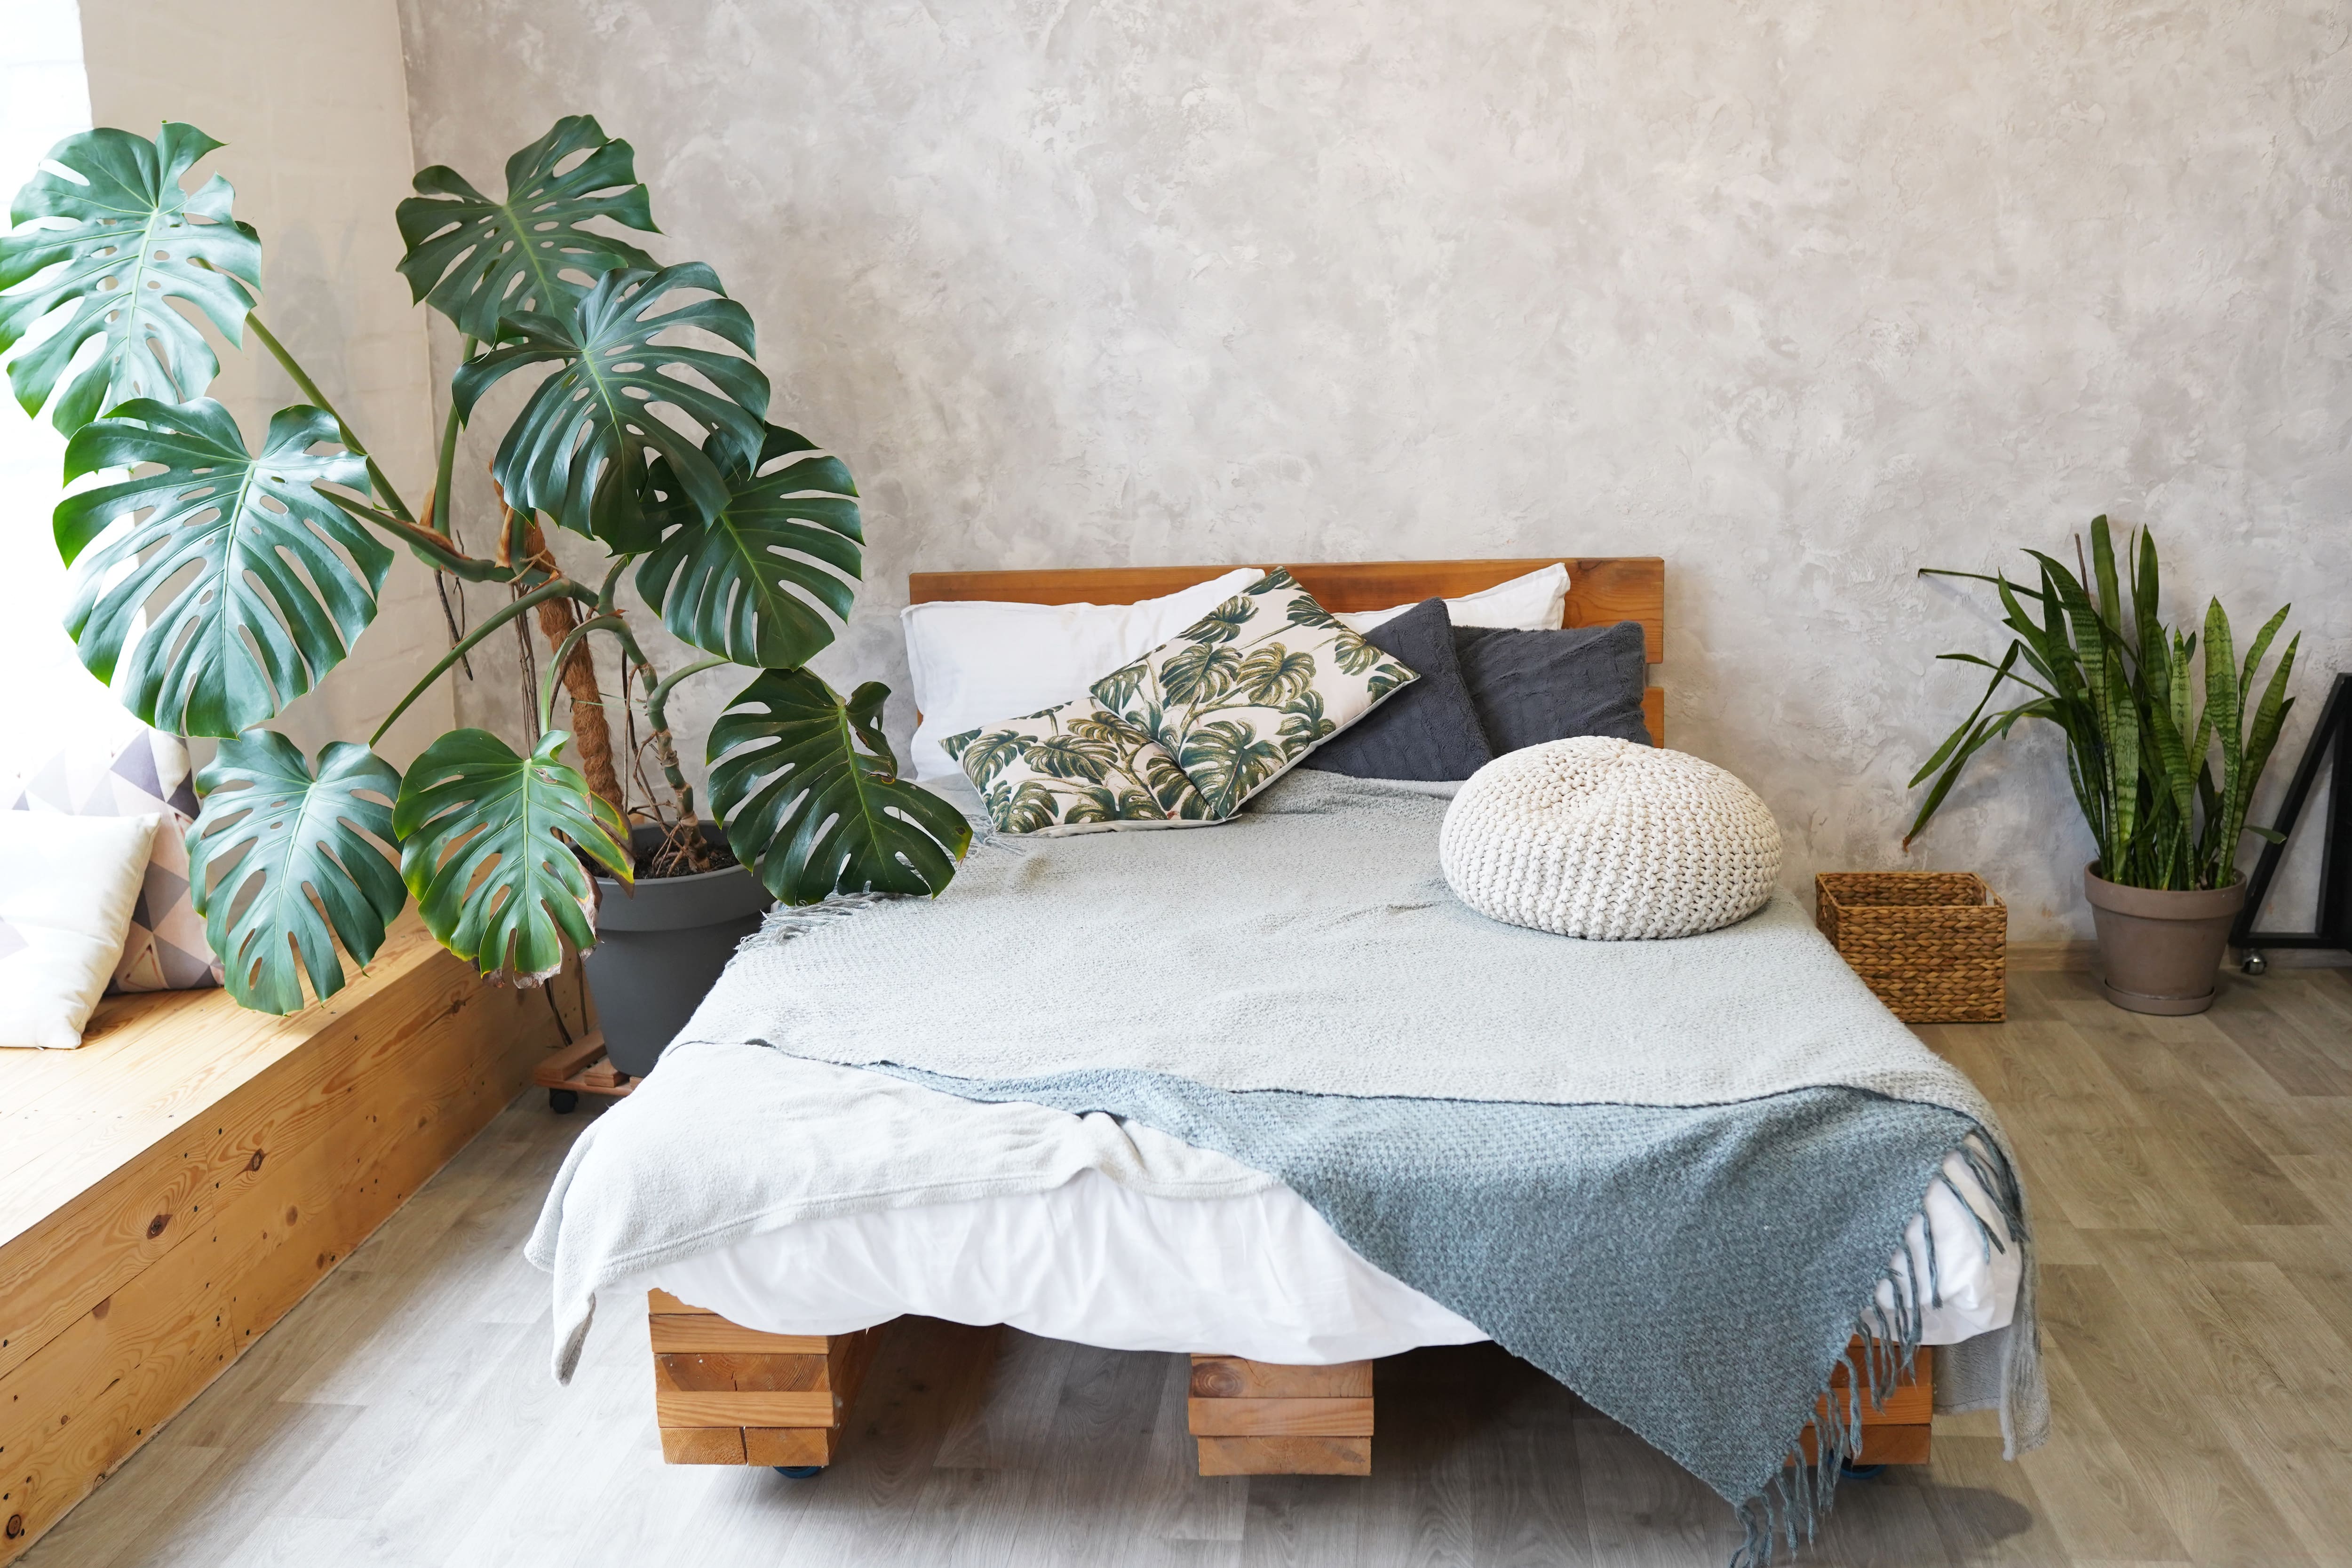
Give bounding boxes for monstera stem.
[516,517,627,814]
[648,657,729,728]
[430,336,475,538]
[246,313,414,523]
[600,622,716,875]
[369,577,598,747]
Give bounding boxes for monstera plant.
[1,117,969,1014]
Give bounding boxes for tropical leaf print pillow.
[1089,569,1418,817]
[944,697,1214,836]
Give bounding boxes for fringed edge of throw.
[738,825,1032,953]
[744,891,896,951]
[1732,1129,2028,1568]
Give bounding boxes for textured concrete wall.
[396,0,2352,938]
[76,0,450,766]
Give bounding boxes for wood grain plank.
[2003,1337,2190,1563]
[653,1351,831,1394]
[743,1425,836,1468]
[658,1426,747,1465]
[1186,1397,1374,1438]
[2040,1257,2321,1565]
[529,1030,610,1088]
[1189,1356,1372,1400]
[654,1389,841,1428]
[645,1314,832,1355]
[1195,1435,1370,1476]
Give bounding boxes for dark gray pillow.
[1304,597,1494,780]
[1454,621,1651,752]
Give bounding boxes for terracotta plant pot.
[582,824,772,1076]
[2082,864,2247,1016]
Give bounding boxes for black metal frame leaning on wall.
[2233,671,2352,966]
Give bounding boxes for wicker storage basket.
[1816,872,2006,1023]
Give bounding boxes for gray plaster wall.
[396,0,2352,939]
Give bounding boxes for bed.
[528,559,2042,1561]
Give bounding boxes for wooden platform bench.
[0,917,570,1563]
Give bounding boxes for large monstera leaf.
[393,728,634,984]
[187,731,408,1015]
[709,669,969,905]
[451,263,768,549]
[636,423,862,669]
[0,122,262,434]
[56,399,389,738]
[396,115,660,342]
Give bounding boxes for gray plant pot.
[582,825,771,1076]
[2083,863,2247,1016]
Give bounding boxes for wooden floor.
[19,963,2352,1568]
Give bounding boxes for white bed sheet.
[642,1153,2018,1364]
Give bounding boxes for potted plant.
[1908,517,2297,1014]
[0,117,970,1064]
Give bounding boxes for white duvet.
[634,1077,2018,1365]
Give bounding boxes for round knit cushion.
[1438,737,1784,940]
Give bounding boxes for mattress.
[641,1149,2018,1365]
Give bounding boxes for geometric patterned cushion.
[8,715,222,991]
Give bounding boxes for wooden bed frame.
[909,557,1666,745]
[646,558,1932,1480]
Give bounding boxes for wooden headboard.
[906,558,1666,746]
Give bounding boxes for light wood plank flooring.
[20,964,2352,1567]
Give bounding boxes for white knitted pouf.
[1439,737,1784,939]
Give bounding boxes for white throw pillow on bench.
[0,811,160,1048]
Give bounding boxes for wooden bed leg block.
[660,1426,748,1465]
[1795,1340,1935,1466]
[1188,1354,1373,1476]
[744,1426,838,1468]
[1197,1435,1372,1476]
[648,1293,885,1468]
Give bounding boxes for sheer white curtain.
[0,1,100,798]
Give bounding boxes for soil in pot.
[581,823,771,1076]
[2083,864,2246,1017]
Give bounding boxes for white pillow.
[0,811,159,1048]
[1335,563,1569,635]
[903,569,1262,783]
[9,708,221,991]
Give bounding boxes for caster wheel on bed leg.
[774,1465,824,1479]
[548,1088,580,1114]
[1840,1461,1885,1480]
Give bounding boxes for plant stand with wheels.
[532,1031,636,1114]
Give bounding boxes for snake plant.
[1908,517,2297,892]
[2,117,969,1012]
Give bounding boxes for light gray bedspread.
[531,771,2042,1563]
